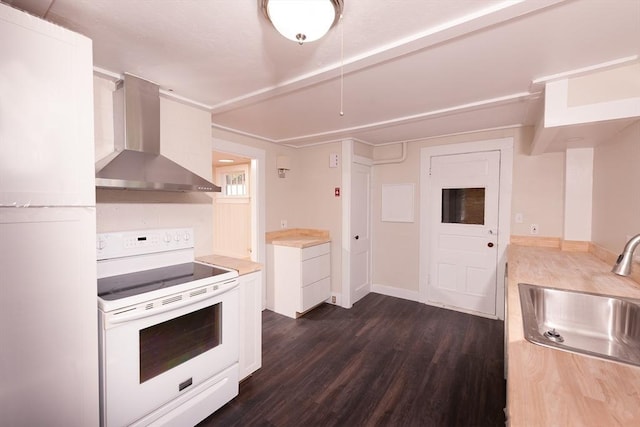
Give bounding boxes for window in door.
[223,171,246,196]
[441,187,485,225]
[215,164,249,198]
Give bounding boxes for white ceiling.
[7,0,640,148]
[212,151,251,166]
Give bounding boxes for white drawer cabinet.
[268,242,331,318]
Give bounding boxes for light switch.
[329,153,339,168]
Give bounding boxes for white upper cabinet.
[0,4,95,207]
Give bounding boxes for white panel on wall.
[381,183,415,223]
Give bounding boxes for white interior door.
[350,162,371,305]
[427,150,500,316]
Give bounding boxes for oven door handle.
[105,281,238,325]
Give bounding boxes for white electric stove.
[96,228,240,427]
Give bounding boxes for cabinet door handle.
[354,235,359,240]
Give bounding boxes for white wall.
[371,142,422,293]
[211,130,345,296]
[563,148,593,242]
[289,142,343,296]
[212,128,296,232]
[592,120,640,253]
[94,76,214,256]
[213,126,568,299]
[371,127,566,292]
[511,128,565,238]
[364,121,639,298]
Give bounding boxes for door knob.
[354,235,359,240]
[487,242,494,248]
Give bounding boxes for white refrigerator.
[0,4,99,426]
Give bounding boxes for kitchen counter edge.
[197,254,262,276]
[266,228,330,249]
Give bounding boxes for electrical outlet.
[280,220,287,229]
[331,295,336,304]
[530,224,539,235]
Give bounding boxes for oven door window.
[139,303,221,383]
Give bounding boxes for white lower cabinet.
[269,243,331,319]
[238,271,262,380]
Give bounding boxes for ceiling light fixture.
[262,0,343,45]
[218,159,235,163]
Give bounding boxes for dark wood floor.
[199,293,506,427]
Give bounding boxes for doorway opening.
[212,138,266,309]
[213,151,252,259]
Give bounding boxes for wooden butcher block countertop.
[265,228,330,248]
[507,245,640,427]
[197,254,262,276]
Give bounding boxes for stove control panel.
[96,228,194,260]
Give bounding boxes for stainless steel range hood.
[95,74,220,192]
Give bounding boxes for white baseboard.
[371,283,420,302]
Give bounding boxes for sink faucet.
[612,234,640,276]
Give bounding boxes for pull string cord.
[339,12,344,117]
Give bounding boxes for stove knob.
[184,232,191,241]
[164,233,172,243]
[174,233,180,242]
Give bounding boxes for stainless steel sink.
[518,283,640,367]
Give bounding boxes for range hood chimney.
[95,74,220,192]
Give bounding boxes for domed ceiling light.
[262,0,343,44]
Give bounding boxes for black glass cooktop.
[98,263,230,301]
